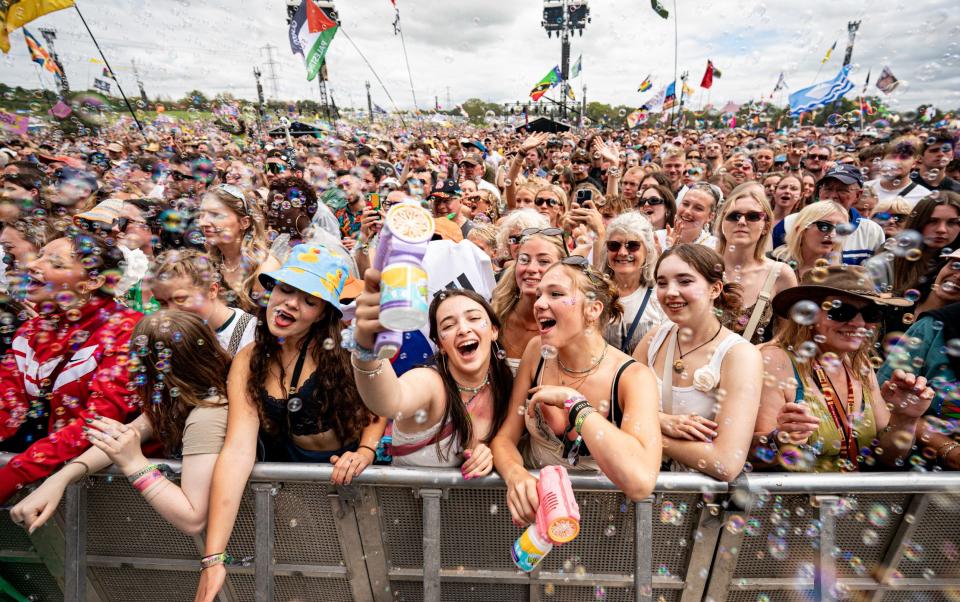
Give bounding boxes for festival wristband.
[567,399,591,428]
[201,552,231,570]
[126,463,160,483]
[131,469,165,494]
[574,407,597,435]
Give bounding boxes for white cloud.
[1,0,956,113]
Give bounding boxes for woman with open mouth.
[351,285,512,473]
[633,244,761,482]
[775,200,847,280]
[197,184,276,313]
[492,255,662,526]
[491,229,568,376]
[196,244,384,601]
[0,233,142,503]
[890,191,960,295]
[716,183,798,344]
[753,266,933,473]
[599,211,666,354]
[769,173,803,249]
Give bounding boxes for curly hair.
[267,175,320,238]
[246,303,373,444]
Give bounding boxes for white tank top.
[646,322,748,420]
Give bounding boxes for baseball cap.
[458,152,483,167]
[428,178,461,200]
[818,163,864,188]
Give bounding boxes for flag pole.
[73,3,144,134]
[394,6,420,114]
[671,0,678,124]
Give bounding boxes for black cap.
[818,163,864,188]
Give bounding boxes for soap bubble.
[541,345,558,360]
[287,397,302,412]
[790,300,819,325]
[414,409,428,424]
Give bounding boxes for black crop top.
[260,340,333,437]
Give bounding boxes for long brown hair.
[655,244,743,325]
[427,289,513,459]
[246,302,372,443]
[131,310,230,456]
[892,191,960,293]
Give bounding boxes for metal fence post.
[252,482,279,602]
[814,495,840,602]
[419,488,443,602]
[63,482,87,602]
[634,498,653,602]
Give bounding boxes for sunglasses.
[872,212,907,224]
[520,227,565,239]
[606,240,643,253]
[169,171,192,181]
[826,301,883,324]
[636,197,665,207]
[807,154,830,161]
[725,211,766,223]
[561,255,606,284]
[810,220,839,234]
[572,160,590,166]
[534,197,560,208]
[686,168,704,175]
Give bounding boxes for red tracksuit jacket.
[0,296,141,502]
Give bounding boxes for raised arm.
[661,342,763,481]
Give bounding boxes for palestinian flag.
[529,66,561,101]
[289,0,338,81]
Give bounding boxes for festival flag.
[566,84,576,101]
[663,81,676,109]
[529,65,561,101]
[646,87,666,112]
[820,40,837,64]
[571,54,582,79]
[638,75,652,92]
[288,0,339,81]
[682,82,695,97]
[22,28,62,80]
[650,0,669,19]
[102,66,114,78]
[876,65,899,94]
[700,60,715,89]
[626,109,648,128]
[773,71,787,92]
[93,77,111,94]
[0,0,75,53]
[373,104,388,115]
[788,65,854,117]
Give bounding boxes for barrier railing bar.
[529,560,542,602]
[329,487,377,602]
[680,502,723,602]
[739,472,960,494]
[386,567,685,588]
[727,577,879,590]
[63,483,86,602]
[635,499,653,602]
[81,555,254,573]
[353,487,393,602]
[0,551,41,561]
[419,488,443,602]
[251,482,278,602]
[814,495,840,602]
[869,493,931,602]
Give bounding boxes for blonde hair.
[152,249,219,289]
[491,233,567,323]
[873,196,911,217]
[467,223,497,250]
[783,200,846,265]
[535,184,570,212]
[495,208,549,260]
[601,211,656,286]
[714,182,774,261]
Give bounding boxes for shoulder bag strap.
[621,288,654,353]
[742,263,781,342]
[660,327,678,415]
[897,181,918,198]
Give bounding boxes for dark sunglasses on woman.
[534,197,560,208]
[811,220,838,234]
[724,211,766,223]
[826,301,883,324]
[606,240,643,253]
[872,212,907,224]
[636,197,665,207]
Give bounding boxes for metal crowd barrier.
[1,453,959,602]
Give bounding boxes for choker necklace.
[673,324,723,374]
[558,343,609,375]
[456,375,489,395]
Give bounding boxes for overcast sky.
[1,0,957,113]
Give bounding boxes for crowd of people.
[0,114,958,597]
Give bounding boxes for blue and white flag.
[571,54,582,79]
[788,66,854,117]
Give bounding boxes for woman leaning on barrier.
[351,283,512,474]
[491,255,662,526]
[10,311,230,535]
[752,266,935,472]
[633,244,763,482]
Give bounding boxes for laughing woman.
[633,244,763,482]
[195,244,383,602]
[491,256,662,525]
[352,284,512,472]
[655,182,720,251]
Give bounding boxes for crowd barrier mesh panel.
[378,486,424,569]
[85,477,197,559]
[731,493,908,579]
[438,487,520,570]
[0,499,33,552]
[272,481,343,565]
[881,592,957,602]
[727,591,817,602]
[547,584,680,602]
[893,491,960,579]
[389,580,528,602]
[0,561,62,601]
[225,486,257,560]
[90,567,201,601]
[273,574,354,599]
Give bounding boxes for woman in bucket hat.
[752,265,935,472]
[196,243,384,600]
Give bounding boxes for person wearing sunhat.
[772,163,884,265]
[752,265,935,473]
[196,242,384,599]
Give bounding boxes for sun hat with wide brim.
[771,264,912,319]
[258,243,353,316]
